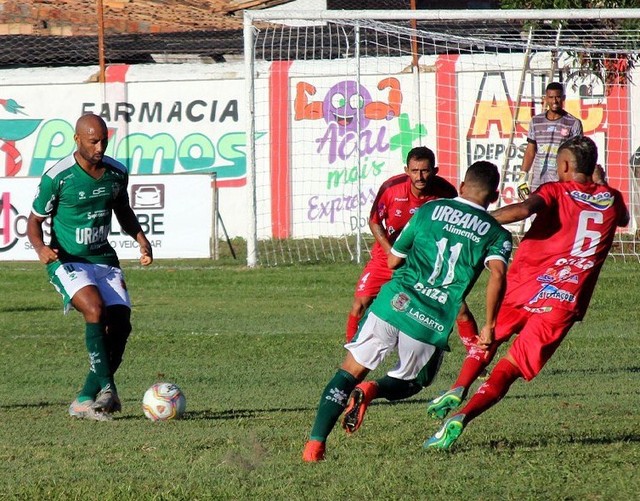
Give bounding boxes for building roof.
[0,2,633,68]
[0,0,308,66]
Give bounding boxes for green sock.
[375,375,422,401]
[84,322,115,391]
[78,372,101,401]
[309,369,357,442]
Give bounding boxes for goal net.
[244,9,640,267]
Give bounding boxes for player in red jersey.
[346,146,478,349]
[424,135,629,450]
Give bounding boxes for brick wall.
[0,0,294,37]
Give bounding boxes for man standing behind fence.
[516,82,583,199]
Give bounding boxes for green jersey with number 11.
[370,197,512,349]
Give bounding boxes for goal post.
[244,8,640,267]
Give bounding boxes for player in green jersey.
[27,113,153,421]
[303,161,512,462]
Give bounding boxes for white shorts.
[346,311,441,381]
[50,262,131,313]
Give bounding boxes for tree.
[499,0,640,87]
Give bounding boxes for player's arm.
[387,248,404,270]
[614,191,631,227]
[27,212,58,264]
[520,141,536,175]
[491,193,546,225]
[387,215,417,269]
[477,258,508,350]
[369,218,392,254]
[516,141,537,200]
[114,204,154,266]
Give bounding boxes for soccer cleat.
[69,398,95,418]
[302,440,326,462]
[423,414,465,450]
[69,398,113,421]
[426,386,465,420]
[341,381,378,434]
[92,386,121,414]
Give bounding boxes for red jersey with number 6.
[369,173,457,263]
[503,180,628,319]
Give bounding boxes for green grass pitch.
[1,259,638,500]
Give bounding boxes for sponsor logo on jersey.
[569,190,615,210]
[432,205,491,236]
[413,282,448,304]
[406,308,445,331]
[76,225,110,245]
[500,240,513,256]
[78,191,86,200]
[523,305,553,313]
[529,284,576,304]
[44,195,56,213]
[536,266,579,284]
[391,292,410,311]
[91,187,107,198]
[87,210,110,220]
[393,197,409,202]
[555,256,594,270]
[409,207,418,214]
[394,209,402,217]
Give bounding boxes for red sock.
[458,358,522,423]
[453,354,490,391]
[456,317,478,352]
[345,313,360,343]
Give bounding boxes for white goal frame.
[244,8,640,267]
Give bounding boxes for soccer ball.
[142,382,186,421]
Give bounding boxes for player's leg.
[304,312,395,461]
[426,304,528,420]
[455,301,478,352]
[346,295,373,343]
[346,261,391,342]
[98,265,132,413]
[342,332,442,434]
[303,353,369,462]
[424,355,524,451]
[50,263,113,419]
[71,285,119,411]
[425,308,576,450]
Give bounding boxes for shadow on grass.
[480,433,640,451]
[545,365,640,376]
[0,305,57,313]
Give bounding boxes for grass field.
[1,258,639,500]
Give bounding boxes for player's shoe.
[92,386,121,414]
[423,414,465,451]
[69,398,113,421]
[69,398,95,418]
[426,386,465,420]
[341,381,378,434]
[302,440,326,462]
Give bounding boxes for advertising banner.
[0,174,213,261]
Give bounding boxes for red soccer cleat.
[341,381,378,434]
[302,440,326,462]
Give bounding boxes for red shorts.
[495,305,578,381]
[354,256,393,297]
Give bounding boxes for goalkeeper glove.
[516,171,530,200]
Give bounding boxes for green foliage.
[499,0,640,87]
[0,259,639,499]
[500,0,640,9]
